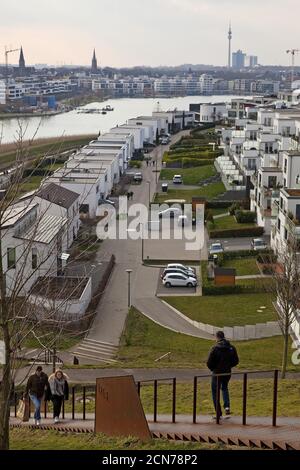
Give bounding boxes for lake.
[0,95,242,144]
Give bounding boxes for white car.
[133,172,143,182]
[209,242,224,256]
[158,207,182,218]
[172,175,183,184]
[163,273,197,288]
[161,268,197,280]
[167,263,195,276]
[251,238,267,251]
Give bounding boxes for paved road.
[209,235,271,253]
[83,130,213,358]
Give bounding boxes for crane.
[4,46,20,84]
[286,49,300,89]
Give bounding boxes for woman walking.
[48,370,69,424]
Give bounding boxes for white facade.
[46,168,108,218]
[1,204,68,295]
[109,125,145,150]
[199,74,214,95]
[0,80,6,105]
[197,103,227,123]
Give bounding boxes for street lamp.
[125,269,133,308]
[146,181,151,206]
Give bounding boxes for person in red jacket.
[207,331,239,419]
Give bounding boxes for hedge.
[23,168,53,177]
[209,226,264,238]
[221,249,273,261]
[165,158,213,169]
[235,210,257,224]
[206,201,233,209]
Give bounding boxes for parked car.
[173,175,183,184]
[161,137,170,145]
[158,207,181,218]
[163,273,197,288]
[161,267,197,280]
[209,242,224,256]
[251,238,267,251]
[167,263,195,276]
[133,172,143,182]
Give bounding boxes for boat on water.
[102,111,107,115]
[103,105,114,111]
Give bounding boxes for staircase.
[72,338,118,364]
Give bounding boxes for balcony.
[286,215,300,238]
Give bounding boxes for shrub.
[235,210,257,224]
[206,201,232,209]
[222,249,273,260]
[229,203,241,216]
[209,226,264,238]
[129,161,141,169]
[257,253,277,264]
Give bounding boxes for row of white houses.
[0,107,194,316]
[218,95,300,343]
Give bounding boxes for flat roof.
[260,167,282,172]
[284,151,300,157]
[30,276,90,299]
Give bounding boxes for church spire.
[91,49,98,74]
[19,46,25,69]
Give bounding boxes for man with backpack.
[207,331,239,419]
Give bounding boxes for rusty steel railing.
[12,370,280,426]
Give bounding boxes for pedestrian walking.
[207,331,239,420]
[47,370,69,424]
[127,192,130,200]
[25,366,49,426]
[130,191,134,200]
[146,160,149,167]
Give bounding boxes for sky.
[0,0,299,68]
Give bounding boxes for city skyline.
[1,0,299,68]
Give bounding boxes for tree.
[263,237,300,378]
[0,124,98,449]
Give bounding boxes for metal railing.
[136,370,280,426]
[12,370,280,426]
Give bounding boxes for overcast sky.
[1,0,299,67]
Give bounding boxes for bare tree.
[263,237,300,378]
[0,125,104,449]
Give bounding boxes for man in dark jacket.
[207,331,239,419]
[25,366,49,425]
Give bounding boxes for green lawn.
[0,135,95,169]
[140,379,300,417]
[10,428,227,451]
[18,175,44,194]
[118,308,295,371]
[222,257,260,276]
[208,215,255,231]
[163,293,277,327]
[154,182,225,204]
[160,165,216,185]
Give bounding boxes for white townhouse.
[20,183,81,249]
[98,133,134,161]
[1,203,68,295]
[72,151,120,187]
[87,140,129,170]
[110,125,146,149]
[128,116,163,137]
[46,167,109,218]
[152,110,195,132]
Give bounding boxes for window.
[284,228,288,240]
[32,248,38,270]
[277,218,281,231]
[284,159,287,174]
[7,247,16,269]
[268,176,277,188]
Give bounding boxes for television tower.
[228,22,232,68]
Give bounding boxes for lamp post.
[147,181,151,206]
[125,269,133,308]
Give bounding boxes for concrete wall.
[161,300,281,341]
[28,277,92,319]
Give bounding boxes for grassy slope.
[10,428,229,451]
[160,165,216,185]
[0,135,96,168]
[117,308,295,371]
[162,293,276,327]
[139,379,300,417]
[155,182,225,204]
